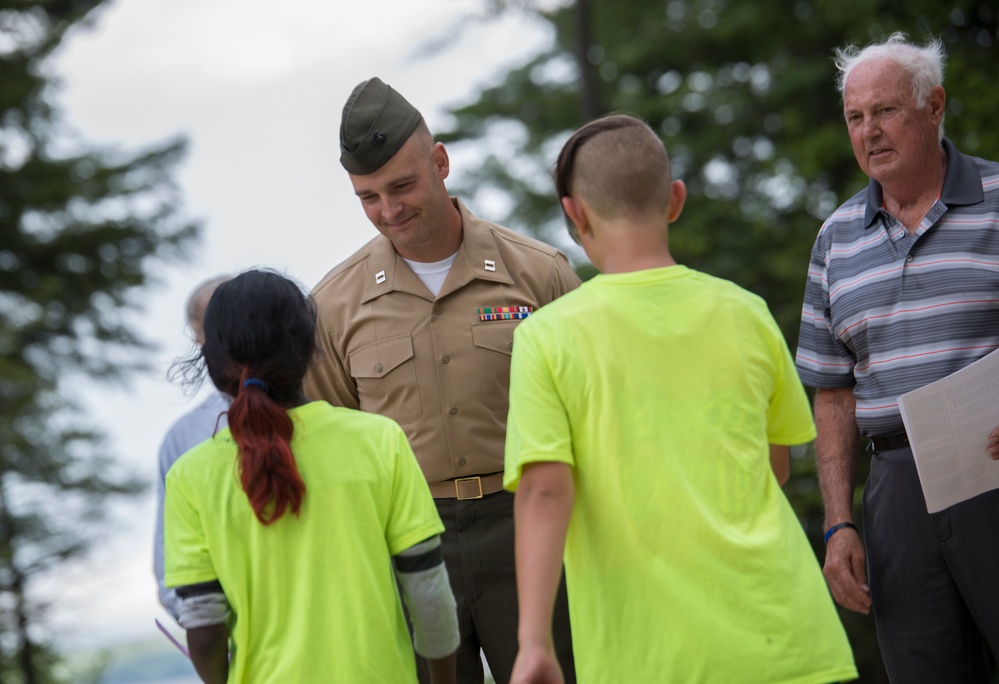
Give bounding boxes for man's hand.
[510,643,565,684]
[989,424,999,459]
[822,525,871,614]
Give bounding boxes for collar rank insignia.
[478,305,534,321]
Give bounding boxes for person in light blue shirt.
[153,276,230,619]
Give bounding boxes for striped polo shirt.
[796,138,999,436]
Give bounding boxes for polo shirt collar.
[863,137,984,229]
[359,197,514,304]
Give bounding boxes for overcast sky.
[43,0,552,653]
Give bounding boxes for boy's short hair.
[555,114,672,240]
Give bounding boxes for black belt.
[868,432,909,454]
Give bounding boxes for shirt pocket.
[348,334,422,424]
[471,321,517,410]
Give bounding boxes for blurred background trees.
[0,1,198,681]
[439,1,998,680]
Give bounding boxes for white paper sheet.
[897,347,999,513]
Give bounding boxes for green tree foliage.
[0,2,198,681]
[439,1,998,681]
[443,0,998,335]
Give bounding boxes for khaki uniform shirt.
[305,198,581,485]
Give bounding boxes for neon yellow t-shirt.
[505,266,856,684]
[165,401,443,683]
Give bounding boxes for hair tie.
[243,378,268,390]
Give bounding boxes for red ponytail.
[227,369,306,525]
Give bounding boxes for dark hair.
[554,114,651,244]
[201,269,317,525]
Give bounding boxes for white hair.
[186,275,231,338]
[834,32,946,140]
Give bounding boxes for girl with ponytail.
[163,270,458,683]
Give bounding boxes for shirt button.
[458,457,467,466]
[905,254,913,262]
[442,355,450,364]
[374,363,384,373]
[449,406,458,415]
[434,306,443,315]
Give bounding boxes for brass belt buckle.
[454,476,484,500]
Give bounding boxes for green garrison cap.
[339,77,422,175]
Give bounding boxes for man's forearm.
[513,462,574,649]
[814,387,860,525]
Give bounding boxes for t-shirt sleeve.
[164,464,218,589]
[384,423,444,557]
[765,312,818,446]
[504,320,575,492]
[795,234,857,389]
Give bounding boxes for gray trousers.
[864,446,999,683]
[414,489,575,684]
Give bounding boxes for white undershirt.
[403,252,458,297]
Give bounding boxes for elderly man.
[304,78,578,684]
[796,33,999,682]
[154,275,230,620]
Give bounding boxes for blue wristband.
[823,522,858,545]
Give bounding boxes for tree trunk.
[572,0,604,119]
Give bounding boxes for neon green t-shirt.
[165,401,443,683]
[505,266,856,683]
